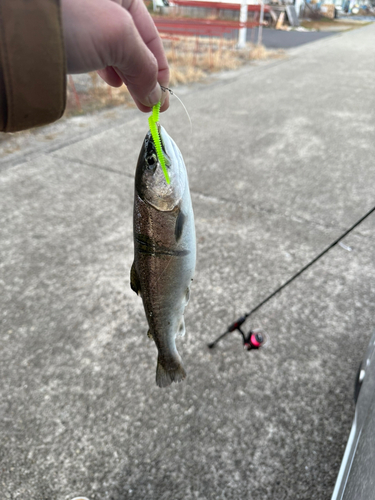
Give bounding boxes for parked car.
[330,328,375,499]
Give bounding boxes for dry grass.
[165,37,283,85]
[247,43,269,60]
[65,74,135,117]
[166,39,242,85]
[64,37,284,116]
[300,18,371,31]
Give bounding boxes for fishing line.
[161,86,193,135]
[148,87,192,185]
[208,204,375,349]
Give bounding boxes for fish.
[131,125,196,388]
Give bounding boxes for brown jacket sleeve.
[0,0,66,132]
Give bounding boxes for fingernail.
[147,83,161,107]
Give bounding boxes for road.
[248,26,336,48]
[1,24,375,500]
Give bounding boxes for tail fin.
[156,356,187,388]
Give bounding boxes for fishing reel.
[208,315,267,351]
[243,330,266,351]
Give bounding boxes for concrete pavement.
[1,24,375,500]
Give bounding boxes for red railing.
[171,0,271,12]
[154,17,258,37]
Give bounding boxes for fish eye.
[146,154,157,170]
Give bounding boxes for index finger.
[118,0,169,107]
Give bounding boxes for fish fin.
[177,317,186,337]
[130,262,141,295]
[175,210,185,242]
[156,357,187,388]
[185,286,191,304]
[147,329,153,339]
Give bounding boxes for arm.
[0,0,169,133]
[61,0,170,113]
[0,0,66,132]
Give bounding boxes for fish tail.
[156,356,187,388]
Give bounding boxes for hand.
[61,0,169,112]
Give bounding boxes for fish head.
[135,125,186,211]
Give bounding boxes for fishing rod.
[208,204,375,350]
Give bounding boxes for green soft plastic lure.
[148,101,170,185]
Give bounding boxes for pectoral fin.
[130,262,141,296]
[175,210,186,242]
[177,317,186,337]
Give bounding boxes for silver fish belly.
[131,125,196,388]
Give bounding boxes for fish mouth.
[157,123,171,167]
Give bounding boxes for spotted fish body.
[131,125,196,388]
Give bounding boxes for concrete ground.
[1,24,375,500]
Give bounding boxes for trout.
[131,125,196,388]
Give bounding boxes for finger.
[97,65,169,109]
[104,8,165,110]
[97,66,123,87]
[103,1,169,112]
[126,0,170,87]
[99,65,169,112]
[160,90,169,112]
[114,0,169,105]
